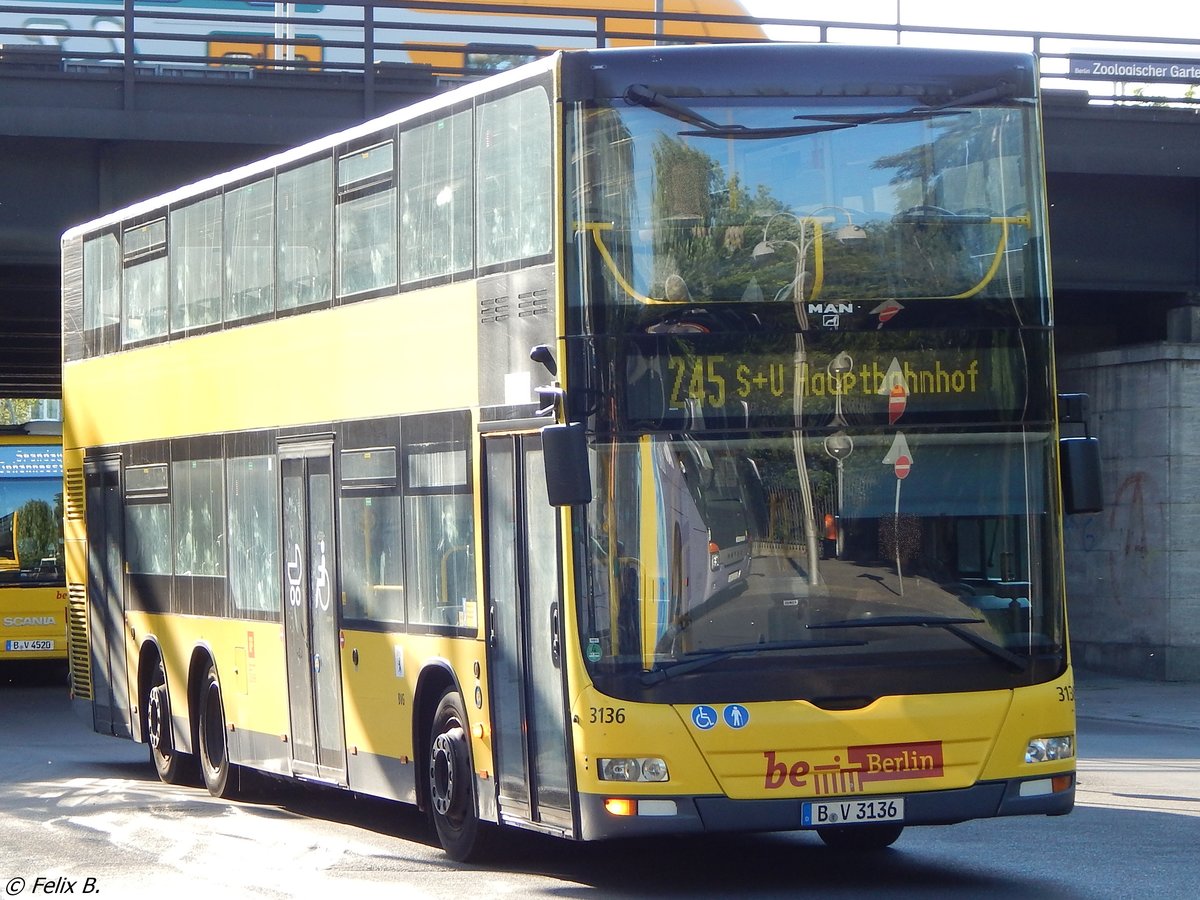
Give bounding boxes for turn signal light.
[604,798,636,816]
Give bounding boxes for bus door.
[279,440,347,784]
[483,434,576,835]
[83,454,132,738]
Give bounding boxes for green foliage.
[16,498,59,566]
[0,399,36,426]
[643,128,1018,307]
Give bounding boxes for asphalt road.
[2,661,1197,899]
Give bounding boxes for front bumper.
[577,775,1073,841]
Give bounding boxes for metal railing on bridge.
[1,1,1198,107]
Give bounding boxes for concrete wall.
[1059,344,1200,681]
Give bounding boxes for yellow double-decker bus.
[0,403,66,665]
[62,42,1102,859]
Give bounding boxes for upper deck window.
[476,86,552,269]
[83,232,121,356]
[170,196,223,336]
[277,157,334,312]
[225,178,275,323]
[400,109,474,284]
[122,218,168,345]
[336,140,397,299]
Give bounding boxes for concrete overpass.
[2,3,1199,680]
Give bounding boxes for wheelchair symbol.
[691,705,718,730]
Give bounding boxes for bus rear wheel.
[197,662,236,798]
[428,689,487,861]
[147,659,189,784]
[816,823,904,851]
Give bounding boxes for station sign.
[1068,56,1200,84]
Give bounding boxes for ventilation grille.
[516,287,550,318]
[65,467,85,522]
[67,583,91,701]
[479,293,509,325]
[479,287,550,325]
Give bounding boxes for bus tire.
[428,688,487,861]
[816,823,904,851]
[197,661,235,799]
[147,659,185,784]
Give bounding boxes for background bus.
[5,1,763,74]
[0,400,66,665]
[62,42,1099,861]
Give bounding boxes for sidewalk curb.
[1076,711,1200,731]
[1075,670,1200,732]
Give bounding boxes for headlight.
[640,757,669,782]
[598,756,670,782]
[1025,735,1074,763]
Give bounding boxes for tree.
[0,399,36,425]
[16,499,59,568]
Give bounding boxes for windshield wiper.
[640,638,867,685]
[807,614,1028,671]
[624,82,1018,142]
[624,84,732,131]
[624,84,854,141]
[793,83,1018,127]
[677,123,856,140]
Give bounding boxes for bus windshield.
[567,89,1062,705]
[570,94,1041,314]
[0,444,64,586]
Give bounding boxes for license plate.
[5,640,55,652]
[802,797,904,827]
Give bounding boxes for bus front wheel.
[428,689,487,861]
[197,662,235,798]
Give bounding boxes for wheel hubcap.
[203,683,225,770]
[430,728,465,818]
[148,685,169,753]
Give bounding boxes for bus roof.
[561,43,1038,102]
[62,42,1037,241]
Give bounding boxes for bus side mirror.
[1057,392,1103,515]
[542,422,592,507]
[1060,437,1103,515]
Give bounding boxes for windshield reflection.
[570,99,1039,313]
[579,433,1058,700]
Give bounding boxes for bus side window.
[336,140,397,300]
[476,86,552,268]
[400,108,474,284]
[406,492,475,628]
[278,157,334,311]
[403,413,475,630]
[228,453,280,615]
[339,443,403,624]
